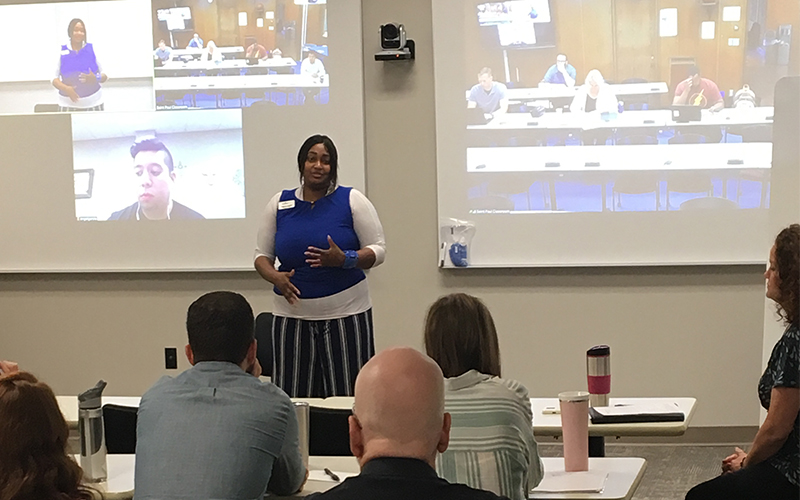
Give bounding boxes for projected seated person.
[154,40,173,62]
[52,18,107,112]
[569,69,617,114]
[187,33,204,49]
[271,48,283,58]
[541,54,576,87]
[467,67,508,117]
[301,51,326,104]
[246,42,268,60]
[673,65,723,112]
[108,138,204,221]
[203,40,223,63]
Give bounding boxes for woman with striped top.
[424,293,543,500]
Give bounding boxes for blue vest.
[274,187,365,299]
[59,43,100,98]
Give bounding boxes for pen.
[324,468,340,482]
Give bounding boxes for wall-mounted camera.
[375,22,415,61]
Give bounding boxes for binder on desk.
[589,403,685,424]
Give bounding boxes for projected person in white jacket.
[570,69,618,145]
[108,138,204,221]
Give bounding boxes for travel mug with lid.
[587,345,611,407]
[78,380,108,482]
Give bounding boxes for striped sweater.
[436,370,543,500]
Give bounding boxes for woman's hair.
[585,69,604,86]
[424,293,501,378]
[774,223,800,325]
[296,134,339,188]
[0,372,94,500]
[67,18,86,42]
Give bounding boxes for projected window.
[72,110,245,221]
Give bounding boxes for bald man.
[307,347,509,500]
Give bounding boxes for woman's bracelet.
[342,250,358,269]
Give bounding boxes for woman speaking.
[52,18,107,112]
[255,135,385,398]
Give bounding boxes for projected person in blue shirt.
[52,18,107,112]
[108,139,204,221]
[187,33,204,49]
[467,67,508,116]
[154,40,173,62]
[542,54,576,87]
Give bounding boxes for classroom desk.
[530,457,646,500]
[466,107,774,146]
[466,143,772,173]
[155,57,296,77]
[154,74,328,107]
[58,395,141,431]
[171,46,244,59]
[73,454,135,500]
[466,82,669,105]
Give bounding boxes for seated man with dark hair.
[307,347,509,500]
[108,138,204,220]
[673,65,724,112]
[135,291,307,500]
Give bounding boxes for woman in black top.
[686,224,800,500]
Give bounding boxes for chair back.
[102,404,137,454]
[309,406,353,456]
[254,312,274,377]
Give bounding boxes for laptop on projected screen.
[467,107,490,125]
[671,105,702,123]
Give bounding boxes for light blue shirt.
[542,63,576,85]
[134,362,305,499]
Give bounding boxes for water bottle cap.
[78,380,107,409]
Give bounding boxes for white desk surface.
[468,107,774,131]
[530,457,646,500]
[467,82,669,102]
[73,454,135,500]
[59,395,141,430]
[171,46,244,57]
[467,143,772,173]
[156,57,296,74]
[153,74,328,91]
[531,397,696,438]
[292,396,696,438]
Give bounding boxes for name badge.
[278,200,295,210]
[61,49,70,55]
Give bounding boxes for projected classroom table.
[170,46,245,59]
[154,74,328,107]
[467,143,771,211]
[467,107,774,146]
[155,57,297,77]
[466,82,669,104]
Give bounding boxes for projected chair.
[254,312,274,377]
[471,173,548,211]
[102,404,137,454]
[220,90,244,108]
[309,407,352,456]
[468,195,515,211]
[668,132,707,144]
[617,134,658,145]
[612,173,661,211]
[665,173,713,210]
[679,197,738,210]
[158,91,191,107]
[620,78,650,110]
[735,169,770,209]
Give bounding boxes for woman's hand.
[78,72,94,84]
[305,236,345,268]
[274,269,301,304]
[721,447,747,474]
[66,86,80,102]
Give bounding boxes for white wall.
[0,0,773,429]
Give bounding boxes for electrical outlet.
[164,347,178,369]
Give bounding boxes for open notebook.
[589,402,685,424]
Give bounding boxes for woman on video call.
[254,135,386,398]
[52,18,107,112]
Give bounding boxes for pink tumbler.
[559,391,589,472]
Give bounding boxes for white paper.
[533,471,608,493]
[728,38,741,46]
[701,21,716,40]
[308,469,358,483]
[722,6,741,22]
[592,402,682,417]
[659,8,677,37]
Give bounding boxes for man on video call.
[108,138,204,221]
[673,65,724,112]
[541,53,576,87]
[467,67,508,116]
